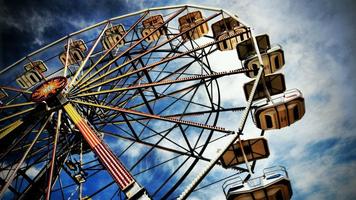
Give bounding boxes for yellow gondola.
[244,45,285,78]
[236,34,270,61]
[254,89,305,130]
[101,24,126,50]
[212,17,251,51]
[243,73,286,101]
[24,60,48,72]
[141,15,167,43]
[178,11,209,42]
[16,60,48,89]
[59,39,87,66]
[220,137,270,168]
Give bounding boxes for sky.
[1,0,356,199]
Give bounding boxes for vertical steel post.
[63,103,150,199]
[45,110,62,200]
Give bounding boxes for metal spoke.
[45,110,62,200]
[72,100,231,133]
[73,68,250,98]
[63,38,72,77]
[0,102,35,109]
[73,12,150,88]
[0,86,32,94]
[68,23,109,89]
[0,107,35,123]
[72,11,220,93]
[73,8,187,91]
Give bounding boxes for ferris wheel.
[0,5,305,200]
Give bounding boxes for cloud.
[287,136,356,199]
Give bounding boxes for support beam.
[63,103,150,199]
[72,100,232,133]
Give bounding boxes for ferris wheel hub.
[31,76,67,103]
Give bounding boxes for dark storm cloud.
[0,0,144,68]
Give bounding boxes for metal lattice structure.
[0,5,304,200]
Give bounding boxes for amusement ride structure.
[0,5,305,200]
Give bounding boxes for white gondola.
[101,24,126,50]
[236,34,270,61]
[244,45,285,78]
[178,11,209,42]
[220,137,270,168]
[59,39,87,66]
[254,89,305,130]
[223,166,293,200]
[243,73,286,101]
[141,15,167,43]
[211,17,251,51]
